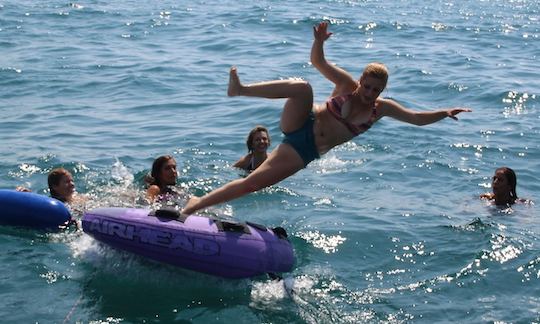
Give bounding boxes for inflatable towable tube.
[0,189,72,229]
[82,207,295,279]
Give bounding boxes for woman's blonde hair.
[362,62,389,88]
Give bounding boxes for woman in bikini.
[146,155,180,202]
[181,21,471,215]
[233,125,271,172]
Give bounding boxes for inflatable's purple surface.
[82,207,295,279]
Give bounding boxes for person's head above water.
[149,155,177,189]
[48,168,75,203]
[491,166,518,205]
[246,125,271,153]
[355,62,389,105]
[361,62,388,88]
[146,155,179,202]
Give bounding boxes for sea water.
[0,0,539,322]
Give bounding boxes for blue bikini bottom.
[281,112,320,167]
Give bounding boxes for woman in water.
[17,167,81,204]
[182,22,471,215]
[47,168,79,204]
[17,167,85,226]
[481,167,527,206]
[233,125,271,172]
[146,155,180,202]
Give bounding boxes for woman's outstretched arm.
[378,98,472,126]
[311,22,357,94]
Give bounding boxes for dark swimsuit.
[282,112,320,167]
[282,94,377,167]
[51,194,67,203]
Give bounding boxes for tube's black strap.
[272,227,288,239]
[215,220,251,234]
[148,208,187,223]
[246,221,268,232]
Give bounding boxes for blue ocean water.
[1,0,539,322]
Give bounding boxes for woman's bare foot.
[227,66,243,96]
[181,196,201,215]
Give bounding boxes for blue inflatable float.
[0,189,72,229]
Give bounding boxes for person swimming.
[17,167,82,205]
[481,167,528,206]
[47,168,77,203]
[146,155,183,203]
[16,167,86,226]
[181,21,471,215]
[233,125,271,172]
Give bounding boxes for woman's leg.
[181,143,304,215]
[181,67,314,215]
[228,67,313,133]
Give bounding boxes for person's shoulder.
[147,185,160,195]
[233,154,251,170]
[374,98,400,117]
[377,97,400,108]
[146,185,161,202]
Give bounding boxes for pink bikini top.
[326,94,377,136]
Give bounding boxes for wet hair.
[146,155,175,188]
[496,166,518,203]
[362,62,389,89]
[47,168,71,202]
[246,126,270,153]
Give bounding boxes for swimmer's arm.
[311,22,357,94]
[15,186,31,192]
[480,193,494,199]
[232,155,250,170]
[146,185,161,202]
[519,198,533,204]
[379,99,472,126]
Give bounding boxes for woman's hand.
[446,108,472,120]
[313,21,332,42]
